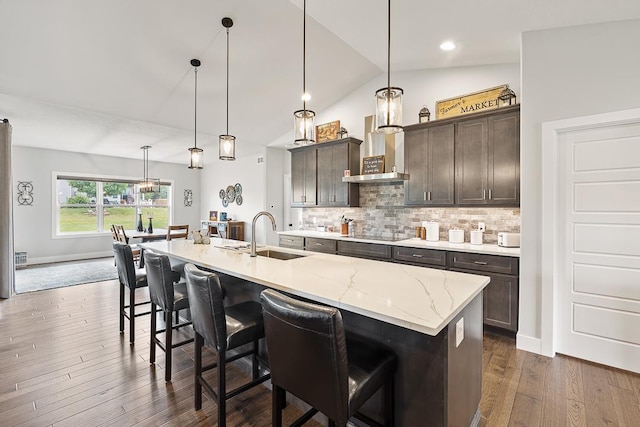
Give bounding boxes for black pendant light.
[139,145,159,193]
[375,0,403,134]
[293,0,315,145]
[219,17,236,161]
[188,58,204,169]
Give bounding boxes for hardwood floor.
[1,280,640,426]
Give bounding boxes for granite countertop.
[278,230,521,257]
[141,239,489,336]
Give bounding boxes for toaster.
[498,232,520,247]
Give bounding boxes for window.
[55,175,172,236]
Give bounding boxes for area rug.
[15,257,118,293]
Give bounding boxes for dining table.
[125,228,172,242]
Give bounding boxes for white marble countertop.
[141,239,489,336]
[278,230,521,257]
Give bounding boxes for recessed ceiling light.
[440,41,456,51]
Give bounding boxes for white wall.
[200,147,286,245]
[12,146,201,264]
[519,18,640,352]
[312,63,521,142]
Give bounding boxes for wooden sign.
[316,120,340,143]
[435,85,506,120]
[362,155,385,175]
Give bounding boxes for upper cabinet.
[316,138,361,207]
[455,109,520,206]
[290,146,317,206]
[404,105,520,208]
[404,123,455,206]
[289,137,362,208]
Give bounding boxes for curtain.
[0,119,14,298]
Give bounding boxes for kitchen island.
[141,239,489,426]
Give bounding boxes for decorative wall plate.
[226,185,235,201]
[234,183,242,196]
[219,189,225,199]
[222,198,229,207]
[235,194,243,206]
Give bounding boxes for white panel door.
[557,121,640,372]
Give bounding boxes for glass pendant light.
[293,0,315,145]
[139,145,159,193]
[188,58,204,169]
[375,0,403,134]
[219,17,236,161]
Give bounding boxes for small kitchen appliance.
[497,232,520,247]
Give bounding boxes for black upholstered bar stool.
[113,242,150,345]
[260,289,397,427]
[183,263,270,427]
[144,251,194,382]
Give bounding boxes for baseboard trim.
[27,251,113,266]
[516,333,543,355]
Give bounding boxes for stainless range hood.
[342,115,408,183]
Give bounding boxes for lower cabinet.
[392,246,446,269]
[448,252,519,332]
[278,235,304,250]
[305,237,337,254]
[337,241,392,261]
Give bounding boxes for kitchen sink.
[255,249,306,260]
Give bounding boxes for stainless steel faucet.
[251,211,277,257]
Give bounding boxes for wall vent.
[14,251,27,268]
[257,156,264,164]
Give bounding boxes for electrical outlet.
[478,222,486,232]
[456,317,464,347]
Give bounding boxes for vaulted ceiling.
[2,0,639,163]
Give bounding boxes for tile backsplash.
[300,183,520,244]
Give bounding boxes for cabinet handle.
[488,189,492,200]
[473,261,488,265]
[301,195,306,202]
[315,243,323,246]
[428,191,431,201]
[423,191,427,201]
[412,254,423,258]
[482,189,486,200]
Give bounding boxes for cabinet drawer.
[279,235,304,250]
[337,241,391,260]
[447,252,518,275]
[393,247,446,267]
[305,238,337,254]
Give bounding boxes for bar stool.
[260,289,397,427]
[183,263,270,427]
[113,242,150,345]
[144,251,194,382]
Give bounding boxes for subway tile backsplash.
[300,183,520,244]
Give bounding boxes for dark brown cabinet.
[316,138,361,207]
[337,241,392,261]
[392,246,446,269]
[279,235,304,250]
[290,146,316,206]
[455,109,520,206]
[404,124,455,206]
[305,237,336,254]
[448,252,519,332]
[289,138,361,208]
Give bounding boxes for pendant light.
[375,0,403,134]
[139,145,159,193]
[188,58,204,169]
[293,0,315,145]
[219,17,236,161]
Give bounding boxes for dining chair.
[143,250,193,382]
[113,224,141,262]
[184,263,270,427]
[113,242,150,345]
[167,224,189,240]
[260,289,397,427]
